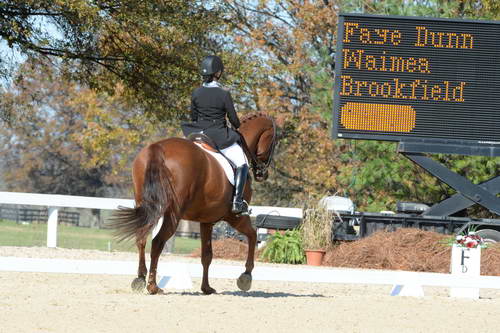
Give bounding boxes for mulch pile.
[324,228,451,273]
[190,229,500,275]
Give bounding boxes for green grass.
[0,219,200,254]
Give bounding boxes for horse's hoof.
[147,285,164,295]
[201,286,216,295]
[237,273,252,292]
[131,277,146,293]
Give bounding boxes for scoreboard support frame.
[397,140,500,216]
[399,145,500,216]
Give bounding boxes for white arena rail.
[0,191,302,248]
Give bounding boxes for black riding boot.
[232,165,249,215]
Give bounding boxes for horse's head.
[238,113,278,182]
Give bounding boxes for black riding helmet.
[200,55,224,76]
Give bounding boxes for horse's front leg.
[227,215,256,291]
[200,223,216,294]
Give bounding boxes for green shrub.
[261,229,306,264]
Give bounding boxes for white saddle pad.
[194,143,235,185]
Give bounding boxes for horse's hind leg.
[227,215,256,292]
[131,235,148,292]
[146,215,179,295]
[200,223,216,294]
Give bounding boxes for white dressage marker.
[157,263,193,289]
[450,245,481,299]
[390,284,425,297]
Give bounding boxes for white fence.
[0,191,302,248]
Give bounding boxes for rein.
[238,116,277,181]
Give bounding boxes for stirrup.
[232,200,250,216]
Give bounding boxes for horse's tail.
[110,144,179,242]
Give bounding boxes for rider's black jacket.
[181,84,241,149]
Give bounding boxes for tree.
[0,0,227,121]
[0,57,162,197]
[220,1,341,205]
[222,0,337,114]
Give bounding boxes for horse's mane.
[240,112,273,125]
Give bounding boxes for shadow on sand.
[165,290,328,298]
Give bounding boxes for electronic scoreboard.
[333,14,500,154]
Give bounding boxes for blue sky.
[1,16,62,87]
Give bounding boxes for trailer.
[255,199,500,243]
[332,208,500,242]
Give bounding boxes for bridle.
[239,116,277,182]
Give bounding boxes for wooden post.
[47,207,58,248]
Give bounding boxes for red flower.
[454,233,484,249]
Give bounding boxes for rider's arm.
[225,91,240,129]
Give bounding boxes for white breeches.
[221,143,248,167]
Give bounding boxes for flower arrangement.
[454,232,485,249]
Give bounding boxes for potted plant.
[299,200,333,266]
[260,229,306,264]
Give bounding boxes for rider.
[181,55,249,215]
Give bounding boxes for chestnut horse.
[111,112,277,295]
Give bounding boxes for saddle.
[187,133,218,153]
[187,133,237,171]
